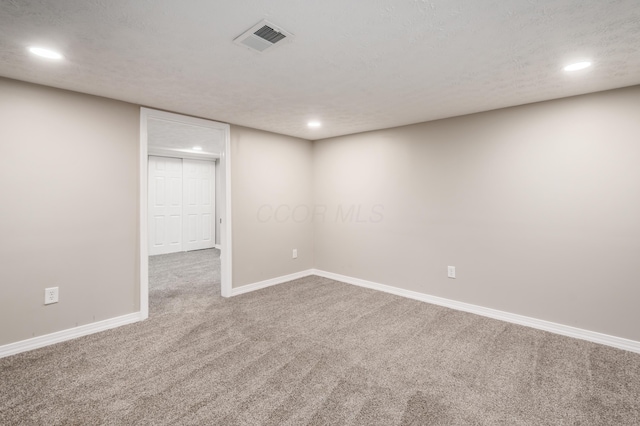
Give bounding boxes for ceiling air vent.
[234,20,294,53]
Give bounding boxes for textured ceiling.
[1,0,639,140]
[148,118,224,154]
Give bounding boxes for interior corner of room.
[2,2,640,422]
[1,77,639,358]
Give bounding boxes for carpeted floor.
[1,248,640,425]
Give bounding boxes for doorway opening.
[139,108,232,320]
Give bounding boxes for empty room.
[1,1,639,425]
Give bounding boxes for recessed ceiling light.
[308,121,321,128]
[28,46,63,60]
[192,146,202,151]
[564,61,591,72]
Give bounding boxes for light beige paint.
[0,78,140,346]
[0,78,315,348]
[313,86,640,341]
[231,125,314,287]
[2,75,638,349]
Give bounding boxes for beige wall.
[0,78,316,347]
[2,76,638,348]
[231,125,314,287]
[0,78,140,346]
[313,86,640,341]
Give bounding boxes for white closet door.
[182,159,215,251]
[148,156,183,255]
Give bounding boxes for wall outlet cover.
[45,287,59,305]
[447,266,456,279]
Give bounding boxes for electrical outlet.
[447,266,456,279]
[44,287,59,305]
[292,249,298,259]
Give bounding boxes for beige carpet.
[1,248,640,425]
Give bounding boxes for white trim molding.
[312,269,640,354]
[231,270,315,297]
[148,147,220,161]
[140,108,233,304]
[0,312,143,359]
[139,110,149,320]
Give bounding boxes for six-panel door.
[182,159,215,252]
[148,156,215,255]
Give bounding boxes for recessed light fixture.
[28,46,63,60]
[192,146,202,151]
[307,121,321,128]
[564,61,591,72]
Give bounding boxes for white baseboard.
[231,269,315,296]
[312,269,640,354]
[0,312,144,359]
[6,272,636,358]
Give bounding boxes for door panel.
[202,213,212,240]
[182,159,215,251]
[153,216,165,246]
[148,156,183,255]
[148,156,215,255]
[168,215,181,245]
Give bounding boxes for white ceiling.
[1,0,639,140]
[148,118,224,155]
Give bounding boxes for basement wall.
[313,86,640,342]
[0,78,314,348]
[230,125,314,287]
[0,78,140,346]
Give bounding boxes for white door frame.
[139,108,233,320]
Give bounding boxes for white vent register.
[234,20,294,53]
